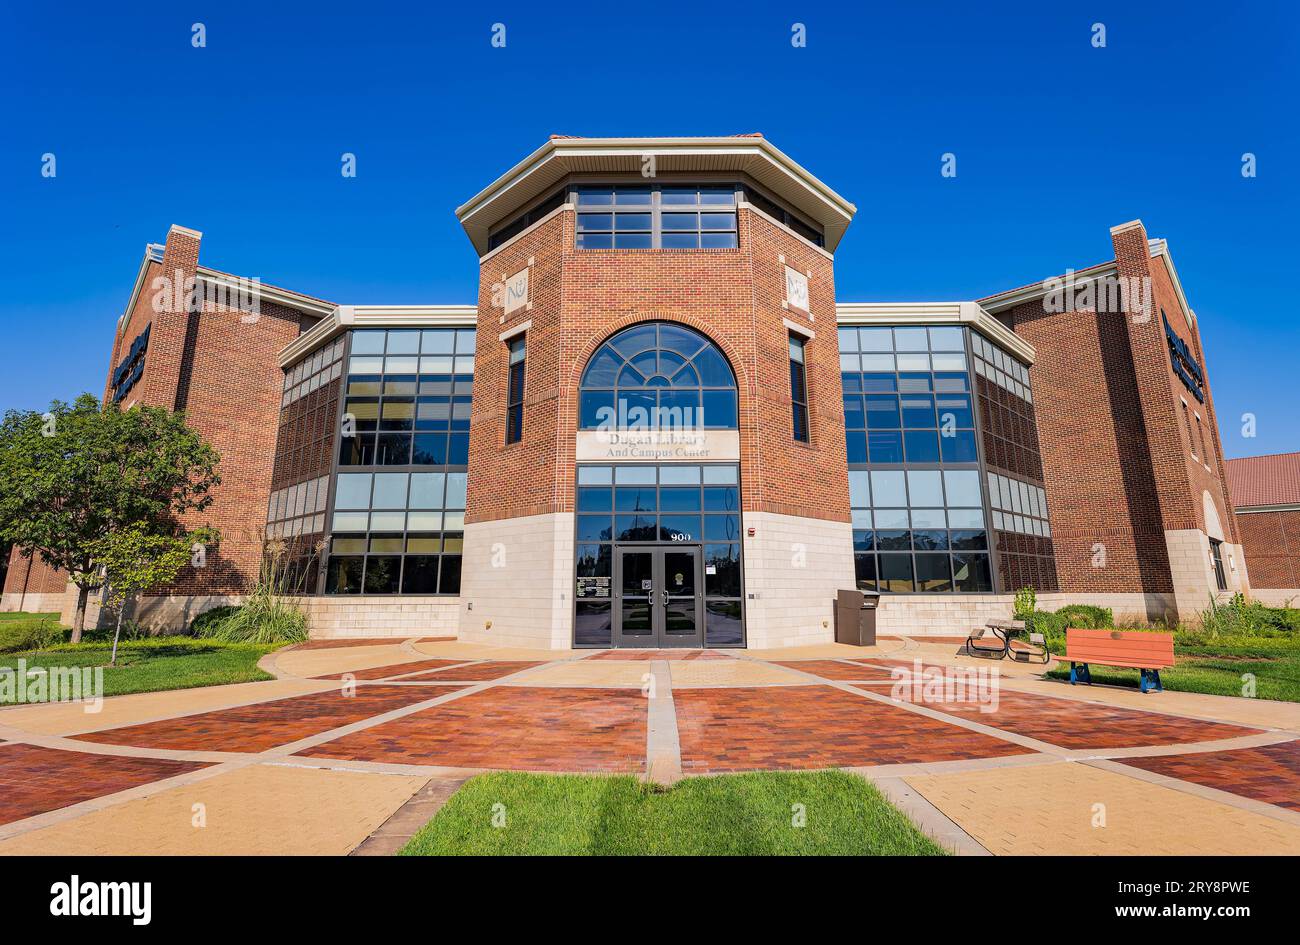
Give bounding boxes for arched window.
[579,322,738,430]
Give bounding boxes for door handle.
[661,589,669,607]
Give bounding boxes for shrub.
[0,616,68,653]
[198,595,306,644]
[1054,604,1114,629]
[1196,594,1300,639]
[188,605,241,638]
[1012,587,1036,619]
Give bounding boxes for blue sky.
[1,1,1296,458]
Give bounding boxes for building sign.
[576,577,610,599]
[111,323,150,403]
[1162,312,1205,403]
[504,267,529,315]
[575,429,741,463]
[784,266,809,312]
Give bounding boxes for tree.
[94,525,217,664]
[0,394,221,641]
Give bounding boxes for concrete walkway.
[0,634,1296,856]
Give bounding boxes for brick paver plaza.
[1,636,1298,855]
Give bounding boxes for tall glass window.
[789,333,810,443]
[839,324,977,466]
[840,325,992,594]
[326,471,466,595]
[327,326,474,595]
[506,335,526,444]
[579,322,738,431]
[340,328,474,467]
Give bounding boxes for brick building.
[0,135,1255,643]
[1225,452,1300,604]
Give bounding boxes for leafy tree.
[0,394,221,641]
[94,524,217,664]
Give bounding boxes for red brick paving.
[887,686,1259,750]
[1120,740,1300,810]
[297,686,647,773]
[775,660,900,681]
[0,743,209,826]
[312,658,471,680]
[401,661,543,681]
[74,685,464,753]
[585,649,733,661]
[674,685,1033,772]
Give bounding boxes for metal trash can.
[835,589,879,646]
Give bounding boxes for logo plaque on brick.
[504,267,530,315]
[784,265,809,312]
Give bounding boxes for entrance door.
[614,546,704,647]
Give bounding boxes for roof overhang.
[278,304,477,368]
[195,267,336,318]
[116,242,165,336]
[455,136,858,255]
[978,261,1119,315]
[836,301,1036,365]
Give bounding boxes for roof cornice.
[195,267,336,318]
[278,304,478,368]
[456,136,858,255]
[978,262,1119,314]
[835,301,1036,364]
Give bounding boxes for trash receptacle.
[835,589,879,645]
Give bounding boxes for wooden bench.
[1058,628,1175,693]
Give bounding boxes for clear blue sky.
[1,1,1296,458]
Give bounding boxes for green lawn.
[1046,637,1300,702]
[400,770,948,856]
[0,612,59,622]
[0,637,282,702]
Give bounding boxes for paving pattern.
[675,685,1035,771]
[313,658,471,680]
[400,660,544,682]
[297,686,648,773]
[775,659,899,681]
[891,686,1258,749]
[73,684,464,752]
[0,635,1296,856]
[0,742,208,826]
[1120,740,1300,811]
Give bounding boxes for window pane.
[915,554,952,591]
[576,515,613,542]
[401,556,439,593]
[867,430,903,463]
[439,555,462,594]
[577,486,613,512]
[703,543,741,597]
[363,557,401,594]
[907,470,944,506]
[944,470,982,507]
[952,553,992,592]
[940,430,979,463]
[335,474,372,509]
[371,473,408,508]
[848,470,871,507]
[326,556,364,594]
[408,473,445,508]
[854,553,877,591]
[871,470,907,506]
[705,601,744,646]
[904,430,941,462]
[575,601,613,647]
[878,554,914,592]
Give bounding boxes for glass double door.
[614,545,703,647]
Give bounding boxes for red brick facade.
[2,547,67,600]
[464,196,849,529]
[987,221,1239,595]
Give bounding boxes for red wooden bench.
[1059,628,1175,693]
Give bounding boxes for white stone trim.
[498,320,531,342]
[836,300,1036,364]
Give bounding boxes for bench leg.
[1080,663,1091,685]
[1068,661,1077,684]
[1139,669,1164,693]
